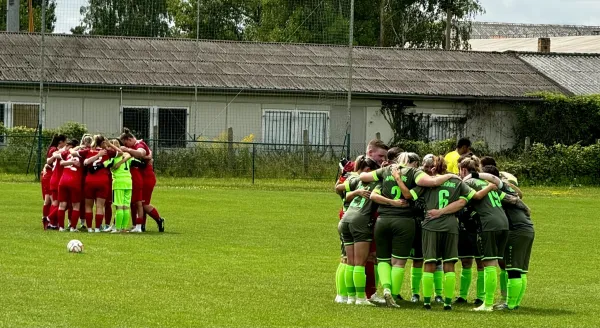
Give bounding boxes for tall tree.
[168,0,250,40]
[75,0,170,37]
[0,0,56,32]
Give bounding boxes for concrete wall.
[0,87,517,152]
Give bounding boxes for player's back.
[415,177,473,233]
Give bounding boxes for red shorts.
[142,175,156,205]
[84,181,110,200]
[131,173,143,204]
[41,175,52,199]
[58,184,82,204]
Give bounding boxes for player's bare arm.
[345,189,370,203]
[417,173,457,188]
[391,166,412,199]
[472,183,498,200]
[426,198,468,219]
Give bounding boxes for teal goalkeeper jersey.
[104,156,136,190]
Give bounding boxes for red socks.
[104,205,112,225]
[148,208,161,222]
[85,212,93,228]
[365,261,376,299]
[49,205,58,226]
[58,209,66,229]
[95,214,103,229]
[70,210,80,229]
[43,204,51,217]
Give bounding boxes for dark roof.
[0,33,564,99]
[471,22,600,39]
[518,53,600,95]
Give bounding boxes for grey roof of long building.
[517,53,600,95]
[0,33,565,99]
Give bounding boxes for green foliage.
[54,122,88,142]
[0,0,56,32]
[516,93,600,146]
[75,0,171,37]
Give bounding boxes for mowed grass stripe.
[0,181,598,327]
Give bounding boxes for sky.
[53,0,600,34]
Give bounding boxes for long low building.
[0,33,596,153]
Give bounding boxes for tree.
[168,0,251,40]
[0,0,56,33]
[74,0,170,37]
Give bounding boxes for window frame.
[120,105,152,141]
[427,114,467,142]
[156,106,189,148]
[3,102,41,129]
[261,109,330,146]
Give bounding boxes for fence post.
[227,127,234,170]
[346,133,351,159]
[303,129,309,174]
[376,132,381,140]
[524,137,530,153]
[252,143,256,185]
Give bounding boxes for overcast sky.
[53,0,600,34]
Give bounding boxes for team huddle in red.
[40,128,165,233]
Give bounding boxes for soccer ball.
[67,240,83,253]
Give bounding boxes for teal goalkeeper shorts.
[113,189,132,207]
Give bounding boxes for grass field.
[1,176,599,327]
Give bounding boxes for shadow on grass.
[389,301,576,316]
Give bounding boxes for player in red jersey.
[119,128,165,233]
[49,139,82,231]
[47,139,77,230]
[82,135,118,233]
[41,134,66,230]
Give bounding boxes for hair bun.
[122,127,131,133]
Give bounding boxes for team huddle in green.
[334,138,534,312]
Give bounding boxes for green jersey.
[411,177,475,234]
[371,165,426,217]
[104,156,136,190]
[342,173,361,212]
[500,183,534,232]
[464,178,509,232]
[341,181,379,224]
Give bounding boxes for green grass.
[0,178,599,327]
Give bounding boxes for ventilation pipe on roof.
[6,0,20,32]
[538,38,551,53]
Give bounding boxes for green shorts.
[505,229,534,273]
[478,230,509,261]
[340,216,373,245]
[113,189,132,207]
[374,215,415,261]
[410,218,423,260]
[458,230,482,259]
[422,230,459,263]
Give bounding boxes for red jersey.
[85,148,115,184]
[49,150,65,190]
[133,140,154,177]
[59,150,87,188]
[43,146,58,178]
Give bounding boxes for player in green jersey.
[103,139,143,233]
[410,156,496,310]
[459,155,510,312]
[359,152,458,307]
[339,156,381,305]
[478,165,534,311]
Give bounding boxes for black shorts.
[410,219,423,260]
[478,230,509,261]
[422,230,459,263]
[340,217,373,245]
[374,215,415,261]
[505,229,534,273]
[458,230,481,259]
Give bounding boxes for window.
[158,108,187,148]
[122,107,150,141]
[428,115,466,141]
[262,110,329,147]
[12,104,39,129]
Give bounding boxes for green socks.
[411,267,423,295]
[477,269,485,300]
[391,267,405,297]
[517,274,528,306]
[459,267,472,299]
[336,263,347,296]
[345,265,356,297]
[443,272,456,306]
[353,266,367,298]
[500,270,508,301]
[434,268,443,296]
[422,272,434,305]
[122,209,131,230]
[115,209,124,230]
[507,277,523,309]
[378,262,392,290]
[484,266,497,307]
[374,264,379,289]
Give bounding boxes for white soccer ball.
[67,240,84,253]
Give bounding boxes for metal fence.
[0,134,349,182]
